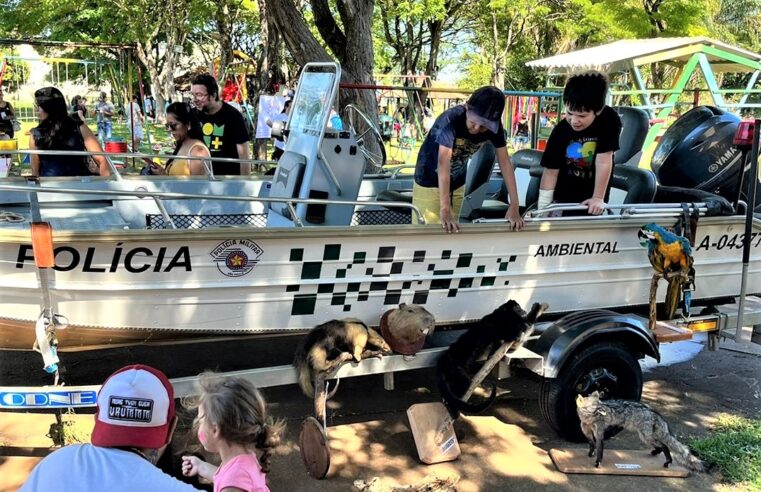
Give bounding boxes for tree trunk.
[265,0,332,66]
[215,2,234,79]
[265,0,381,171]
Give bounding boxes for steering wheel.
[344,104,387,173]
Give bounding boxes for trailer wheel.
[539,341,643,442]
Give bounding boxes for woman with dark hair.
[149,102,210,175]
[29,87,110,177]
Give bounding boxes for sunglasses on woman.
[166,122,180,131]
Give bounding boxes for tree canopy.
[1,0,760,105]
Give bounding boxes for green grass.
[690,415,761,488]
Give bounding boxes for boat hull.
[1,217,758,351]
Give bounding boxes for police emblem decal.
[210,239,263,277]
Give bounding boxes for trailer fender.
[532,309,659,379]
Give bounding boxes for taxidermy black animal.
[576,391,704,471]
[436,300,547,418]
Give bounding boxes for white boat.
[0,62,758,354]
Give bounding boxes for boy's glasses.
[166,122,179,131]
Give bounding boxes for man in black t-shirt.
[191,74,251,175]
[539,71,621,215]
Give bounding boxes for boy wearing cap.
[413,85,523,233]
[22,364,200,492]
[538,71,621,215]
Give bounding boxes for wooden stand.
[299,416,331,479]
[549,448,690,477]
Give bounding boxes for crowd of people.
[4,68,618,223]
[21,364,283,492]
[17,73,252,178]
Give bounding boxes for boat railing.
[0,149,278,181]
[473,202,710,223]
[0,182,426,227]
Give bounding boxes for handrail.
[390,165,416,179]
[523,203,709,219]
[0,183,426,226]
[104,155,123,181]
[134,186,176,229]
[1,149,276,167]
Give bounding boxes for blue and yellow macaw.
[638,223,695,319]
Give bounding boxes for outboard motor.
[651,106,747,203]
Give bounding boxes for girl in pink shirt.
[181,373,284,492]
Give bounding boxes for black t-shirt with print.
[196,102,250,175]
[414,105,506,190]
[540,105,621,204]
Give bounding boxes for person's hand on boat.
[147,161,166,175]
[506,203,524,231]
[440,206,460,233]
[582,197,606,215]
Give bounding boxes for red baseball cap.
[91,364,175,449]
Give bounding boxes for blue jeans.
[98,120,112,142]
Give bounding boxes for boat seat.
[477,163,657,219]
[613,106,649,167]
[478,150,543,218]
[375,142,497,219]
[611,166,657,204]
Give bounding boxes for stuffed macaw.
[638,223,695,319]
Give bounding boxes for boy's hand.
[505,203,524,231]
[582,197,606,215]
[439,206,459,233]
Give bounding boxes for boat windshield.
[289,71,337,138]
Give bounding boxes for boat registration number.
[696,232,761,251]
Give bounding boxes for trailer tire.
[539,341,643,442]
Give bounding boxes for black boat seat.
[478,163,657,219]
[613,106,650,167]
[375,142,497,218]
[611,165,657,204]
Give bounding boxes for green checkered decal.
[287,244,518,315]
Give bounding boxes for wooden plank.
[549,448,690,477]
[654,321,694,343]
[406,402,460,464]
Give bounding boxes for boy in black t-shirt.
[539,71,621,215]
[413,86,523,233]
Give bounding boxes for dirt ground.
[2,333,760,491]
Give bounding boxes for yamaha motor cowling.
[651,106,757,207]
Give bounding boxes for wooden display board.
[406,402,461,464]
[549,448,690,477]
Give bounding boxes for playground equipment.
[527,37,761,162]
[0,39,149,152]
